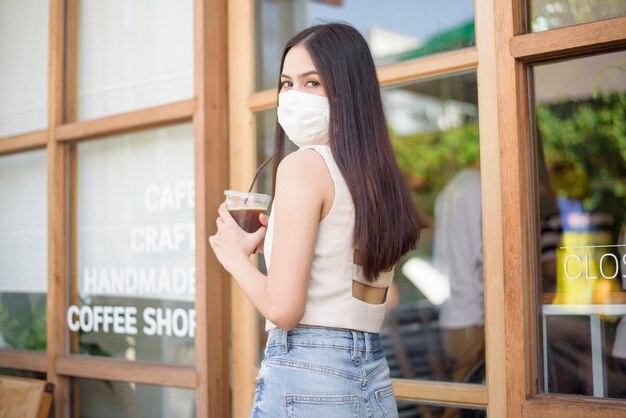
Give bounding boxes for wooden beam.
[510,15,626,62]
[393,380,488,407]
[193,0,230,416]
[67,0,79,123]
[47,0,69,417]
[377,48,478,87]
[0,131,47,156]
[248,89,276,113]
[489,1,531,418]
[248,48,478,112]
[523,396,626,417]
[542,292,626,304]
[66,2,80,416]
[228,1,259,417]
[0,350,47,373]
[474,0,511,415]
[55,99,195,142]
[55,355,197,389]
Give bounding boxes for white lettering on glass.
[562,249,624,280]
[599,253,619,279]
[67,305,80,332]
[67,305,194,337]
[144,181,195,211]
[81,267,195,298]
[130,223,195,253]
[584,253,598,279]
[564,254,582,280]
[142,307,194,337]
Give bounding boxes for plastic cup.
[224,190,271,233]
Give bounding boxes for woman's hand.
[209,203,266,274]
[256,213,269,254]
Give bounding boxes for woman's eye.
[305,80,320,87]
[281,81,292,88]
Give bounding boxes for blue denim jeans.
[251,325,399,418]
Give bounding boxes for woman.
[209,22,427,417]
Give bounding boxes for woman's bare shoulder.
[276,148,328,180]
[275,149,333,209]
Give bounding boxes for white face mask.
[277,90,330,147]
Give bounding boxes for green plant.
[390,122,480,216]
[0,293,47,350]
[538,91,626,238]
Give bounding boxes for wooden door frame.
[228,1,626,418]
[0,0,230,416]
[494,0,626,415]
[228,0,501,416]
[227,1,260,417]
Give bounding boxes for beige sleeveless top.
[263,144,394,333]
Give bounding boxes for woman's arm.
[210,149,329,330]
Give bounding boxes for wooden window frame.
[229,2,494,417]
[0,350,48,373]
[3,0,625,417]
[248,48,479,112]
[229,2,626,418]
[0,0,229,417]
[0,131,48,156]
[496,3,626,418]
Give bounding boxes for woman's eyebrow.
[280,70,319,79]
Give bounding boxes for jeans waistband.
[267,325,382,362]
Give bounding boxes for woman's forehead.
[282,45,317,76]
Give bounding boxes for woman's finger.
[218,202,235,224]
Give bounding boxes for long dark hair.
[273,23,428,281]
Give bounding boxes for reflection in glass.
[397,400,486,418]
[72,378,194,418]
[76,0,193,120]
[529,0,626,32]
[534,51,626,398]
[255,109,294,361]
[71,124,195,365]
[0,0,49,137]
[255,0,475,90]
[382,73,483,391]
[254,73,484,391]
[0,150,47,351]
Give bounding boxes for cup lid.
[224,190,271,202]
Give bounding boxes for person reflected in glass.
[210,23,428,417]
[432,166,484,418]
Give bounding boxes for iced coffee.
[224,190,271,233]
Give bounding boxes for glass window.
[0,0,49,137]
[255,0,475,91]
[72,378,194,418]
[529,0,626,32]
[69,123,195,365]
[0,150,47,351]
[255,109,297,197]
[382,73,483,385]
[534,51,626,399]
[254,109,297,362]
[75,0,194,120]
[254,72,484,385]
